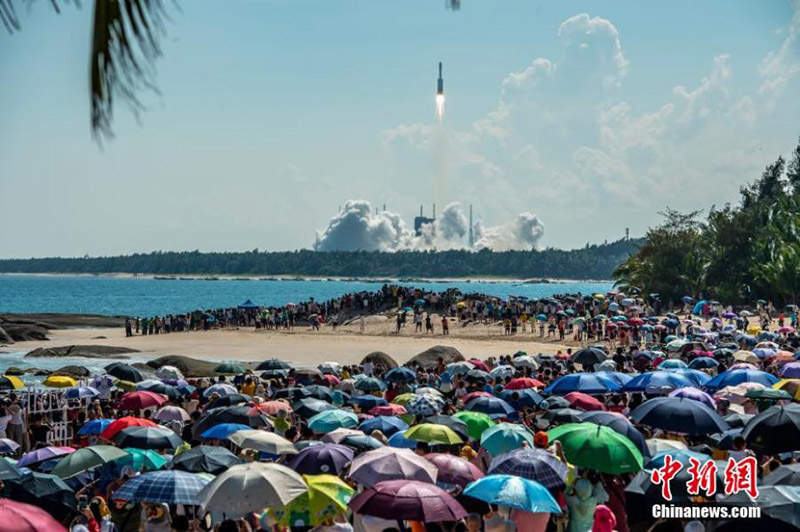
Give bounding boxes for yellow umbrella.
[114,379,137,392]
[0,375,24,390]
[456,301,467,309]
[44,375,77,388]
[392,393,416,405]
[593,293,605,300]
[774,379,800,400]
[746,325,761,335]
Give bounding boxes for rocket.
[437,62,444,95]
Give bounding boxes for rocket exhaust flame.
[436,94,445,122]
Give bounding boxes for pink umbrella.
[468,359,489,372]
[0,499,67,531]
[369,404,407,416]
[425,453,484,487]
[119,391,166,411]
[779,326,795,334]
[320,374,341,386]
[250,401,293,416]
[321,428,363,444]
[506,378,545,390]
[564,392,605,411]
[349,479,467,522]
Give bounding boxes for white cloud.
[759,0,800,102]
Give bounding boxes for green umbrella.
[117,448,170,471]
[452,411,496,440]
[268,474,354,527]
[404,423,463,445]
[745,389,792,401]
[480,423,534,456]
[548,422,643,474]
[215,362,246,374]
[50,445,129,479]
[308,410,359,433]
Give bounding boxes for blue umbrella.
[350,395,387,410]
[578,411,649,457]
[64,386,100,399]
[464,475,561,513]
[704,369,779,391]
[593,371,633,386]
[657,360,687,370]
[200,423,250,440]
[113,470,210,505]
[688,357,718,370]
[308,410,359,433]
[465,396,515,419]
[622,371,693,393]
[670,369,712,386]
[544,373,621,395]
[358,416,408,437]
[414,299,426,306]
[646,449,709,469]
[287,443,354,475]
[498,389,544,409]
[77,419,113,436]
[753,348,778,359]
[387,431,417,449]
[355,377,385,392]
[630,397,729,435]
[384,367,417,384]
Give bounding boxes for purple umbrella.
[780,362,800,379]
[669,387,716,409]
[349,479,467,522]
[287,443,354,475]
[424,453,484,487]
[17,446,75,468]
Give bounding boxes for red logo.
[650,456,759,500]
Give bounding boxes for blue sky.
[1,0,799,256]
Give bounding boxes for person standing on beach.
[6,395,25,450]
[441,316,449,335]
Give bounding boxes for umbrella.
[113,470,211,505]
[137,380,182,401]
[17,446,75,468]
[309,410,359,433]
[197,462,307,518]
[672,369,712,387]
[742,404,800,454]
[645,438,688,455]
[425,453,483,487]
[404,424,463,445]
[153,405,190,423]
[0,438,20,455]
[448,361,475,375]
[50,445,129,479]
[512,356,539,369]
[43,375,76,388]
[105,362,143,383]
[359,416,409,437]
[719,486,800,528]
[214,362,245,374]
[571,346,607,366]
[452,411,496,440]
[543,408,584,425]
[349,394,387,410]
[480,423,534,456]
[260,369,288,380]
[252,400,293,416]
[0,375,24,390]
[488,448,568,489]
[780,363,800,379]
[256,359,292,371]
[342,433,385,452]
[354,377,385,393]
[349,479,467,522]
[117,448,169,471]
[622,371,693,393]
[321,428,363,444]
[293,398,337,419]
[64,386,100,399]
[705,369,779,391]
[668,387,716,409]
[318,361,342,375]
[564,392,605,411]
[269,473,355,528]
[384,367,417,383]
[630,397,729,435]
[465,396,515,419]
[0,498,67,532]
[155,365,183,380]
[463,474,560,513]
[369,404,407,416]
[464,369,492,383]
[228,430,297,455]
[204,383,238,397]
[764,464,800,486]
[208,393,252,409]
[490,365,516,379]
[119,390,167,411]
[193,406,272,437]
[745,388,792,401]
[295,368,324,384]
[348,447,437,486]
[499,388,545,409]
[548,423,643,474]
[304,385,336,402]
[406,395,444,417]
[644,449,710,470]
[172,445,242,475]
[113,426,183,450]
[544,373,621,395]
[387,432,417,449]
[288,443,354,475]
[657,359,688,370]
[200,423,250,440]
[77,418,113,436]
[578,411,649,456]
[506,377,545,390]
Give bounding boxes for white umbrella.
[156,366,184,381]
[512,356,539,369]
[318,361,342,375]
[490,365,516,379]
[321,428,363,444]
[154,406,190,423]
[198,462,307,519]
[447,361,475,375]
[645,438,687,455]
[414,387,442,397]
[203,384,238,397]
[227,430,297,455]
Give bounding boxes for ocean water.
[0,275,614,317]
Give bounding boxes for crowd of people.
[4,290,800,532]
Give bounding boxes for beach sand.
[8,315,575,367]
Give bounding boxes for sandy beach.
[7,315,575,367]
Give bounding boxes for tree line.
[0,239,640,280]
[614,136,800,306]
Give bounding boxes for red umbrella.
[0,498,67,531]
[319,374,341,386]
[369,404,407,416]
[628,318,644,326]
[462,391,493,404]
[564,392,605,411]
[100,416,158,440]
[468,359,489,372]
[119,391,167,411]
[506,377,545,390]
[349,479,467,522]
[424,453,484,487]
[250,401,293,416]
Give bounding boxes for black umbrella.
[113,426,183,450]
[424,415,470,440]
[256,359,292,371]
[292,398,336,419]
[719,486,800,528]
[542,396,571,410]
[192,406,272,437]
[630,397,730,435]
[570,347,607,367]
[105,362,143,383]
[259,369,287,380]
[724,413,755,429]
[208,393,252,409]
[764,464,800,487]
[274,387,312,401]
[171,445,242,475]
[543,408,583,425]
[304,385,335,402]
[6,471,75,520]
[742,404,800,455]
[340,434,385,453]
[464,369,492,383]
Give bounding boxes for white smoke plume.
[313,200,544,251]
